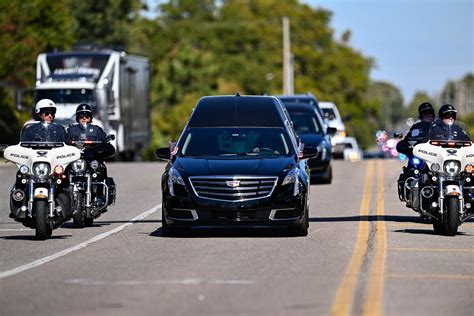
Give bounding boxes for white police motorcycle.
[2,140,80,239]
[411,138,474,235]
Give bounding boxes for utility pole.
[282,17,294,95]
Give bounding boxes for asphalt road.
[0,160,473,316]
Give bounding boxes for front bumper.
[163,184,306,228]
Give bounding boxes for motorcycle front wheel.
[35,200,52,240]
[72,192,86,228]
[434,198,460,236]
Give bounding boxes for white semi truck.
[20,49,150,160]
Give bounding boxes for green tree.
[149,0,373,148]
[70,0,144,49]
[0,0,76,143]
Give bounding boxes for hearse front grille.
[189,176,278,202]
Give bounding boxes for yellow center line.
[386,273,474,281]
[387,223,474,228]
[330,161,374,316]
[390,247,474,253]
[363,160,387,316]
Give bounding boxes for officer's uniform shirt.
[20,122,66,142]
[67,123,106,143]
[396,120,433,157]
[429,120,471,141]
[67,123,114,161]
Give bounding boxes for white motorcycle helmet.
[35,99,57,115]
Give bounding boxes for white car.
[342,137,363,162]
[319,102,346,158]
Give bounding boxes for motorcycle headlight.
[282,168,300,196]
[431,163,440,172]
[33,162,50,179]
[19,165,29,174]
[90,160,99,170]
[71,159,86,173]
[168,167,185,196]
[444,160,461,176]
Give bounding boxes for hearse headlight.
[282,168,300,196]
[168,167,185,196]
[71,159,86,173]
[33,162,50,179]
[19,165,29,174]
[317,145,327,160]
[444,160,461,176]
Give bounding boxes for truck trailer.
[26,49,150,160]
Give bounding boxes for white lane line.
[0,204,161,280]
[65,278,256,286]
[0,229,31,232]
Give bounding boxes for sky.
[308,0,474,103]
[147,0,474,103]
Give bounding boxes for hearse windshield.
[181,127,291,157]
[287,110,322,134]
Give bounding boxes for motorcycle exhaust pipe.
[421,187,434,199]
[12,189,25,202]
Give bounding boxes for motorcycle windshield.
[20,122,64,148]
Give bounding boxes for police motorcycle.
[410,137,474,236]
[68,135,116,228]
[397,155,426,209]
[1,140,80,240]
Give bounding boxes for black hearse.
[156,94,317,236]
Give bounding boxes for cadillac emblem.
[226,180,240,188]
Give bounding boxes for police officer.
[429,104,471,141]
[20,99,66,142]
[396,102,436,206]
[396,102,436,158]
[67,103,115,161]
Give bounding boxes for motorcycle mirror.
[393,132,403,139]
[106,134,115,141]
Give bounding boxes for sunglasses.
[40,111,55,116]
[78,114,92,119]
[442,114,456,119]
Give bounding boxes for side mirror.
[327,127,337,136]
[302,145,318,160]
[155,147,170,161]
[106,134,115,141]
[393,132,403,139]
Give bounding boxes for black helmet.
[75,103,93,122]
[417,102,434,117]
[438,104,457,120]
